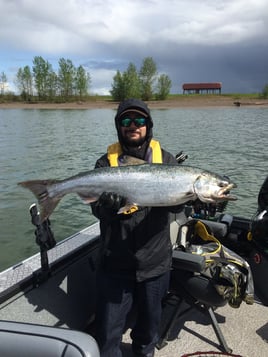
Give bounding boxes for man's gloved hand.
[97,192,126,211]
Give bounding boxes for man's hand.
[97,192,126,211]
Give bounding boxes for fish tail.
[18,179,61,221]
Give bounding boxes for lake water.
[0,107,267,270]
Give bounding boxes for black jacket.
[91,148,181,282]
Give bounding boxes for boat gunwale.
[0,222,100,303]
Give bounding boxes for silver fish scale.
[48,164,218,206]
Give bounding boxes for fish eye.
[219,181,227,188]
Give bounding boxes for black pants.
[95,270,170,357]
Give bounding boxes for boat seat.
[200,219,228,238]
[158,217,234,353]
[158,249,232,353]
[0,320,100,357]
[170,212,233,248]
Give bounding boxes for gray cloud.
[1,0,268,94]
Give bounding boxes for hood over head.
[114,98,153,146]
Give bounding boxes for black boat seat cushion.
[0,320,100,357]
[172,249,206,272]
[200,218,230,238]
[170,213,232,248]
[171,250,228,308]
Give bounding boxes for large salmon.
[19,163,237,221]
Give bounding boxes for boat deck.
[1,222,268,356]
[123,297,268,356]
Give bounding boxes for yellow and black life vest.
[107,139,163,167]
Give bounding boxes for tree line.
[0,56,172,102]
[15,56,91,102]
[111,57,172,101]
[2,56,268,101]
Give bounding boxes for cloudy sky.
[1,0,268,94]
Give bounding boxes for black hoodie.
[114,98,154,158]
[91,99,180,281]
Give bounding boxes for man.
[258,175,268,213]
[91,98,181,357]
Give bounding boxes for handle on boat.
[29,204,56,285]
[29,204,56,250]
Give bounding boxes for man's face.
[119,111,147,147]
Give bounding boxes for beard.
[122,135,146,147]
[121,138,148,160]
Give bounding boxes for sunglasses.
[119,117,147,128]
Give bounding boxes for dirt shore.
[1,96,268,110]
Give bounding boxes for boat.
[0,172,267,356]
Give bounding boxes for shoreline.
[1,97,268,109]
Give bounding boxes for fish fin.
[18,179,61,222]
[120,155,147,166]
[117,204,139,215]
[77,193,98,204]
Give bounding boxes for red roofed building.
[182,82,222,94]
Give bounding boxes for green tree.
[139,57,157,101]
[47,71,58,101]
[0,72,8,95]
[32,56,53,100]
[122,63,141,99]
[110,64,141,101]
[16,66,33,100]
[261,84,268,98]
[155,74,172,100]
[110,56,172,101]
[110,70,125,101]
[75,65,91,99]
[58,58,76,100]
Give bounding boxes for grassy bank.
[1,93,268,109]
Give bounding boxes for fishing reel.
[175,151,188,164]
[192,199,229,220]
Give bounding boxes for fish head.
[193,172,237,203]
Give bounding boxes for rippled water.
[0,107,267,270]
